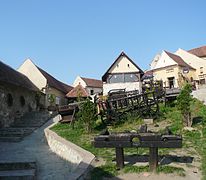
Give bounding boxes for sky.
[0,0,206,85]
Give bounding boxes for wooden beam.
[115,147,124,169]
[149,147,158,172]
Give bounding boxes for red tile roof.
[102,51,144,82]
[188,46,206,57]
[37,67,73,94]
[0,61,38,91]
[81,77,103,88]
[66,84,89,98]
[164,51,195,70]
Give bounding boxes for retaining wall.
[44,118,95,180]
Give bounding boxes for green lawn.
[51,99,206,180]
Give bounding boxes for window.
[108,74,124,83]
[124,74,139,82]
[107,73,139,83]
[7,93,13,107]
[55,96,60,105]
[20,96,25,107]
[200,67,203,74]
[166,68,174,73]
[127,64,130,68]
[90,90,94,95]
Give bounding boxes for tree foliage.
[77,99,97,133]
[177,83,193,127]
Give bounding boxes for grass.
[90,164,118,180]
[51,98,206,179]
[89,165,185,180]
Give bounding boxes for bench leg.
[149,147,158,172]
[115,147,124,169]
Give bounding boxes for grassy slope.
[51,99,206,179]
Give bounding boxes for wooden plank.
[149,147,158,172]
[93,141,132,148]
[115,148,124,169]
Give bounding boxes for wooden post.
[149,147,158,172]
[115,147,124,169]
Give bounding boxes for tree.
[77,99,97,133]
[177,83,193,127]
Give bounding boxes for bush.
[77,99,97,133]
[177,83,192,127]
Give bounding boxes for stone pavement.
[0,116,73,180]
[192,88,206,105]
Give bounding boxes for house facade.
[150,51,196,89]
[73,76,103,96]
[0,61,39,127]
[176,48,206,85]
[102,52,144,95]
[18,59,72,107]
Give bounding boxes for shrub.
[177,83,193,127]
[77,99,97,133]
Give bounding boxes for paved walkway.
[0,116,73,180]
[192,88,206,105]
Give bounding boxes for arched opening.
[20,96,25,107]
[7,93,13,107]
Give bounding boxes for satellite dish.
[183,67,189,74]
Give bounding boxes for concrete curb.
[44,116,95,180]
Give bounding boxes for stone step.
[0,169,36,179]
[0,162,36,179]
[0,128,35,136]
[0,111,50,142]
[0,136,23,142]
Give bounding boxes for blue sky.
[0,0,206,85]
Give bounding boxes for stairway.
[0,111,51,142]
[0,162,36,179]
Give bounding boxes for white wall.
[150,53,161,69]
[103,82,141,95]
[86,87,102,95]
[152,51,177,70]
[109,56,140,73]
[18,59,47,91]
[176,48,206,79]
[73,76,87,88]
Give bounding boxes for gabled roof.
[66,84,88,98]
[0,61,38,91]
[81,77,103,88]
[142,70,153,80]
[37,67,73,94]
[164,51,195,70]
[102,51,144,81]
[188,45,206,57]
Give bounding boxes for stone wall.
[44,122,95,180]
[0,82,37,127]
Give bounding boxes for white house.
[175,48,206,85]
[73,76,103,96]
[18,59,72,107]
[150,50,196,88]
[102,51,144,95]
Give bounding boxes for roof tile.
[0,61,38,91]
[81,77,102,88]
[188,46,206,57]
[66,84,88,98]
